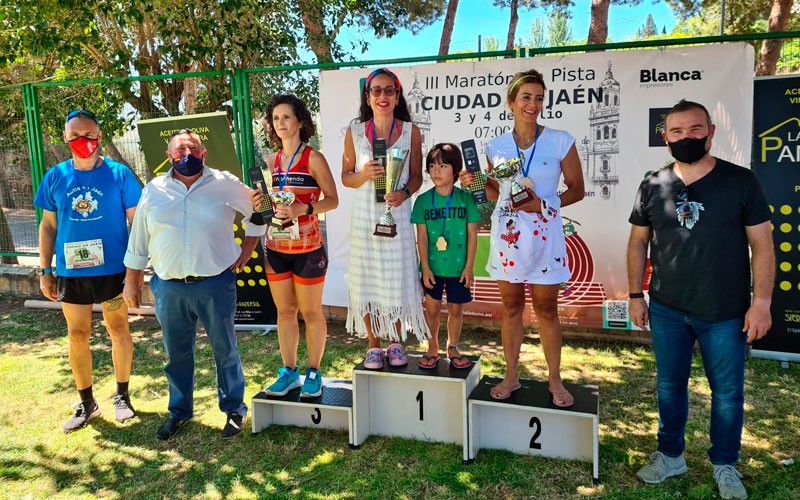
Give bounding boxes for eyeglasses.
[367,86,399,97]
[66,110,98,124]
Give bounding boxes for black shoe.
[63,399,101,433]
[221,413,246,439]
[156,416,190,441]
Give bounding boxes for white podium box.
[468,376,600,482]
[251,378,354,445]
[352,355,481,462]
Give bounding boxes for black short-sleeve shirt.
[629,158,771,321]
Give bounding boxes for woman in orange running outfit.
[252,94,339,398]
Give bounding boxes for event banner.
[319,44,754,330]
[136,112,276,326]
[752,75,800,359]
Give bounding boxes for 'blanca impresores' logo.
[640,68,702,83]
[758,117,800,163]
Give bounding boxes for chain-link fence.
[0,86,34,260]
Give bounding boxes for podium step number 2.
[251,378,354,446]
[468,376,600,482]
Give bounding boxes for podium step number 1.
[468,376,600,482]
[353,355,481,462]
[251,378,354,446]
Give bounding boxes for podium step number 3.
[468,376,600,482]
[251,378,354,446]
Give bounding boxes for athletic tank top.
[266,146,323,253]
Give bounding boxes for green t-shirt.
[411,186,481,277]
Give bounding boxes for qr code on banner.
[604,300,630,329]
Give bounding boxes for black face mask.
[667,136,708,164]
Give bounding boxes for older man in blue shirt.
[123,128,265,440]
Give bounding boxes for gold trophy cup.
[373,148,408,238]
[489,157,535,210]
[269,191,297,228]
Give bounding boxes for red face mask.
[68,136,99,159]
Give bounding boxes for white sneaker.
[636,451,688,484]
[713,464,747,499]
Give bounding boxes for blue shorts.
[421,275,472,304]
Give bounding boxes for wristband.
[401,186,411,199]
[629,292,644,299]
[305,203,314,215]
[42,267,53,275]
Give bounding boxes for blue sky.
[337,0,678,61]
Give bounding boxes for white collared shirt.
[124,166,266,279]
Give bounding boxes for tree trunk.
[505,0,519,52]
[587,0,610,45]
[438,0,460,59]
[755,0,792,76]
[298,0,334,63]
[0,208,19,264]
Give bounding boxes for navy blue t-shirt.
[629,158,771,321]
[34,158,142,277]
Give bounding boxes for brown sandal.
[490,380,522,400]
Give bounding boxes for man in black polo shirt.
[627,100,775,500]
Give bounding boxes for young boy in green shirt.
[411,143,481,369]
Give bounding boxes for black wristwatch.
[306,203,314,215]
[629,292,645,299]
[401,186,411,199]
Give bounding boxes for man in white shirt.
[123,128,265,440]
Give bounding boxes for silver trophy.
[373,148,408,238]
[489,157,535,209]
[269,191,296,228]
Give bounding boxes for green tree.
[482,36,502,52]
[548,10,574,46]
[637,13,659,38]
[666,0,797,75]
[526,17,547,48]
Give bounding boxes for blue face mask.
[171,153,204,176]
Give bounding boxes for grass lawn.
[0,293,798,499]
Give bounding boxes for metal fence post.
[231,68,255,183]
[22,83,46,225]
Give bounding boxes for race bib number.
[65,239,104,269]
[267,223,300,241]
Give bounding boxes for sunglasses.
[367,86,399,97]
[66,110,98,124]
[676,187,692,220]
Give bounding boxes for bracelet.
[629,292,645,299]
[42,267,53,275]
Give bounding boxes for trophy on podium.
[269,191,296,228]
[489,157,536,210]
[373,148,408,238]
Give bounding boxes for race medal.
[519,177,535,191]
[436,236,448,252]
